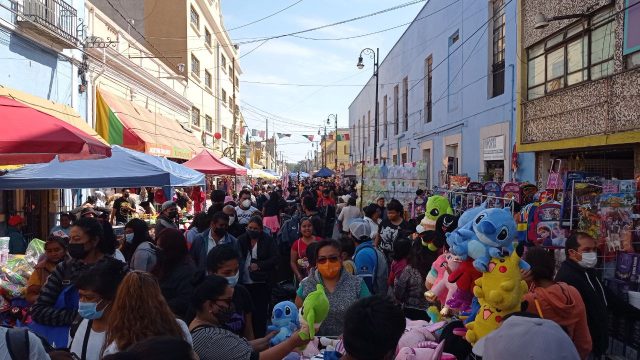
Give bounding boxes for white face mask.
[225,271,240,287]
[228,216,236,226]
[241,200,252,209]
[578,251,597,268]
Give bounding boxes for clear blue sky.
[221,0,426,163]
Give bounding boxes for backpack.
[276,215,301,256]
[5,327,29,360]
[520,202,563,247]
[353,243,388,296]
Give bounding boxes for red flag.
[343,134,350,140]
[303,135,314,141]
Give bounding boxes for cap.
[376,195,385,201]
[473,315,580,360]
[348,219,371,241]
[161,201,176,212]
[7,215,23,227]
[80,207,99,217]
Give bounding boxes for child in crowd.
[340,236,356,275]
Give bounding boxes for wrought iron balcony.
[14,0,78,48]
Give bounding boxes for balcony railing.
[15,0,78,48]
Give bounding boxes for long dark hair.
[122,219,152,263]
[408,239,436,279]
[152,229,190,280]
[73,217,117,256]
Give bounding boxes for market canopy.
[313,167,335,178]
[248,168,278,180]
[96,90,202,160]
[0,92,111,165]
[343,166,357,177]
[289,171,310,178]
[183,149,245,176]
[0,146,204,189]
[220,157,248,176]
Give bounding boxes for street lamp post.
[327,114,338,171]
[357,47,379,164]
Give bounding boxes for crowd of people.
[1,180,610,360]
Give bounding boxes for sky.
[220,0,427,163]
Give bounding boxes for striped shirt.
[191,325,258,360]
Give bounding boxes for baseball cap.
[161,201,176,212]
[80,207,99,217]
[473,315,580,360]
[348,219,371,241]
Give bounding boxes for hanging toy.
[267,301,300,346]
[298,284,330,340]
[421,196,453,231]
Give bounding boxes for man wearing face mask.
[235,189,259,226]
[190,212,241,272]
[555,232,608,358]
[155,201,179,236]
[223,205,244,239]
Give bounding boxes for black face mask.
[246,230,261,239]
[68,243,89,260]
[213,227,227,237]
[168,210,178,219]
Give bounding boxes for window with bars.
[192,106,200,127]
[190,6,200,29]
[191,54,200,78]
[229,65,233,79]
[491,0,506,97]
[222,126,227,140]
[205,70,212,89]
[383,95,388,139]
[527,7,615,100]
[205,115,212,133]
[221,55,227,71]
[403,77,409,131]
[394,85,399,135]
[205,28,212,47]
[221,89,227,106]
[425,56,432,123]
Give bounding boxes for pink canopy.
[183,149,246,176]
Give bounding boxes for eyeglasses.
[316,255,340,264]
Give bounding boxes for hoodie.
[523,282,592,359]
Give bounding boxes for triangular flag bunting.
[303,135,314,141]
[259,130,265,139]
[251,129,258,136]
[277,133,292,139]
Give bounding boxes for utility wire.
[227,0,305,31]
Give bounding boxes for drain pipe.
[509,63,515,182]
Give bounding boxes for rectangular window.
[403,76,409,131]
[401,153,407,164]
[344,144,348,154]
[367,111,371,146]
[222,126,227,140]
[229,66,233,78]
[394,85,399,135]
[424,56,432,123]
[205,115,212,133]
[221,89,227,105]
[204,70,212,89]
[491,0,506,97]
[190,6,199,29]
[526,7,614,100]
[191,106,200,127]
[191,54,200,78]
[235,76,239,89]
[205,28,212,47]
[392,154,398,165]
[383,95,388,139]
[448,30,462,111]
[221,55,227,71]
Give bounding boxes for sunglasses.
[317,255,340,264]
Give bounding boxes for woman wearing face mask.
[122,218,156,272]
[69,257,128,360]
[206,246,254,340]
[25,236,69,303]
[102,271,192,356]
[294,240,370,336]
[152,228,196,321]
[237,216,279,338]
[290,217,321,283]
[30,217,120,349]
[189,275,309,360]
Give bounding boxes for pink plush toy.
[396,320,447,354]
[395,340,456,360]
[425,252,460,306]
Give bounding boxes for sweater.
[523,282,592,359]
[394,265,429,309]
[159,259,196,320]
[555,260,608,356]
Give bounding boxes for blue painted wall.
[348,0,535,185]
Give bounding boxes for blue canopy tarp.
[0,145,205,189]
[289,171,310,178]
[313,167,335,178]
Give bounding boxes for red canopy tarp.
[0,96,112,165]
[183,149,245,176]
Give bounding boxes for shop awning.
[248,168,278,179]
[313,167,335,178]
[183,149,242,176]
[220,157,248,176]
[0,145,204,189]
[96,90,202,160]
[0,94,111,165]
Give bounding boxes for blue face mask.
[226,272,240,287]
[125,233,134,244]
[78,300,106,320]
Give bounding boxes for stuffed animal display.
[267,301,300,346]
[395,340,456,360]
[395,320,454,360]
[421,196,453,231]
[298,284,330,341]
[425,252,461,309]
[467,207,518,272]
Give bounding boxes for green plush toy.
[298,284,330,340]
[421,195,453,230]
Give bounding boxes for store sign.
[483,135,504,161]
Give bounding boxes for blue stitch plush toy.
[267,301,300,346]
[445,202,487,259]
[467,207,530,272]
